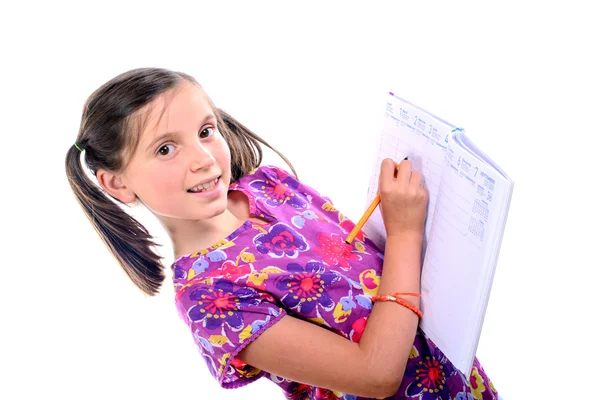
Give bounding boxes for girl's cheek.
[153,166,183,190]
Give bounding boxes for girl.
[65,67,499,400]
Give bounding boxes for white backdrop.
[2,1,598,399]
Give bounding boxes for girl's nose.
[189,144,216,171]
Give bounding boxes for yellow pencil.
[345,193,381,244]
[344,157,408,244]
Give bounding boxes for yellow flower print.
[208,335,229,347]
[242,367,261,378]
[322,201,337,212]
[237,247,256,263]
[189,249,209,258]
[359,269,380,297]
[254,224,268,234]
[247,272,268,290]
[470,365,485,400]
[354,241,366,253]
[261,266,286,274]
[210,239,235,250]
[333,301,352,323]
[218,352,230,376]
[248,272,267,285]
[307,317,328,327]
[239,325,254,343]
[489,379,497,393]
[409,345,419,359]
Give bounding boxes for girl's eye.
[199,127,214,139]
[157,144,175,156]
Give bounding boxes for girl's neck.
[164,207,246,259]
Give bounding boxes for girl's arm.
[237,234,421,398]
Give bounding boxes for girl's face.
[120,82,232,222]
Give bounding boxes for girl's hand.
[378,158,428,239]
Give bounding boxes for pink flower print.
[350,316,368,343]
[314,232,360,270]
[315,387,342,399]
[207,260,251,280]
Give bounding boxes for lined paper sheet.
[363,94,455,254]
[363,93,513,376]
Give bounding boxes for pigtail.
[65,145,164,296]
[217,108,298,182]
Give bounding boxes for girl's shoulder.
[232,164,299,191]
[236,164,334,207]
[231,163,321,212]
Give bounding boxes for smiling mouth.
[187,177,220,193]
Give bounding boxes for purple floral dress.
[171,165,499,400]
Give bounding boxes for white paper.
[363,93,514,376]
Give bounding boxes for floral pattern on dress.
[249,168,307,209]
[315,232,361,270]
[255,223,309,257]
[171,165,499,400]
[275,261,340,314]
[188,279,260,331]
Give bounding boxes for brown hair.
[65,67,296,296]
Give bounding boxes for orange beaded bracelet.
[372,292,423,318]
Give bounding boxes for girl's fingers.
[409,169,422,189]
[396,159,412,188]
[379,158,397,191]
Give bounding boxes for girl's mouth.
[187,177,221,193]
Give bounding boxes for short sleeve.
[175,278,287,389]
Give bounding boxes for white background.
[2,1,599,399]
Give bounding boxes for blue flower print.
[291,215,305,229]
[301,210,318,220]
[206,249,227,262]
[187,279,260,331]
[191,256,209,274]
[290,210,320,229]
[276,261,340,314]
[255,223,308,258]
[194,330,215,354]
[454,392,475,400]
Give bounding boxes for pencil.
[344,157,408,244]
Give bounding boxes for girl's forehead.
[138,83,212,136]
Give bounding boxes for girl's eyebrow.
[145,113,216,152]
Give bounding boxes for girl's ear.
[96,169,136,203]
